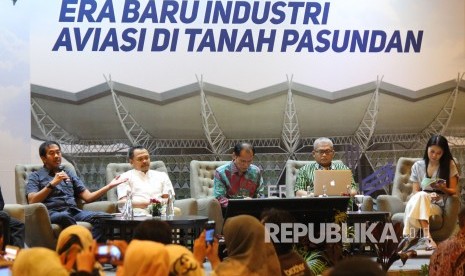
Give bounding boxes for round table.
[101,215,208,248]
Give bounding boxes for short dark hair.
[128,145,146,160]
[133,220,172,244]
[233,142,255,156]
[39,141,61,157]
[260,208,295,255]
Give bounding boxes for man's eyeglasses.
[314,149,334,155]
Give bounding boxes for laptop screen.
[313,170,353,196]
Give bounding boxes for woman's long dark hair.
[423,134,454,186]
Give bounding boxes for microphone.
[58,165,71,184]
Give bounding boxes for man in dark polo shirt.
[26,141,127,241]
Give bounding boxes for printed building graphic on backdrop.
[30,77,465,199]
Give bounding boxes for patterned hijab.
[12,247,68,276]
[56,225,103,274]
[215,214,281,276]
[165,244,204,276]
[116,240,169,276]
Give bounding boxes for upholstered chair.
[14,163,116,249]
[284,159,374,211]
[377,157,460,242]
[189,160,228,234]
[105,161,197,216]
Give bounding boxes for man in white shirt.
[117,146,175,208]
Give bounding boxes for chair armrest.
[174,198,198,216]
[82,201,116,213]
[196,197,224,234]
[435,195,460,241]
[24,203,57,249]
[3,204,25,222]
[376,195,405,214]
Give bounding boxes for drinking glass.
[355,194,364,213]
[117,201,125,213]
[322,184,328,197]
[160,198,168,217]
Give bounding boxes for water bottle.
[122,190,134,220]
[166,190,175,218]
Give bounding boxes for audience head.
[56,225,98,272]
[117,240,169,276]
[233,142,255,173]
[221,214,280,274]
[423,134,454,183]
[133,220,172,244]
[166,244,204,276]
[326,257,385,276]
[128,145,150,173]
[39,141,62,170]
[12,247,68,276]
[312,137,335,167]
[261,208,296,255]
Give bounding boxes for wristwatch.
[46,182,55,190]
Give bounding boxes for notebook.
[313,169,353,196]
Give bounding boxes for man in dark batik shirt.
[213,142,264,210]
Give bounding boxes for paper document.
[420,178,445,190]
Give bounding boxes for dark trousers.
[49,207,108,242]
[0,211,25,249]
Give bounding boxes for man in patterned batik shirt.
[294,137,357,197]
[213,142,264,210]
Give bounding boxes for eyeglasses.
[314,149,334,155]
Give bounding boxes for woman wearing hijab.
[209,214,281,276]
[12,247,69,276]
[166,244,205,276]
[116,240,169,276]
[56,225,103,275]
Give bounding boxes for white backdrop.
[30,0,464,92]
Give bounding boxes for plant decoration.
[367,222,418,271]
[149,198,162,217]
[296,209,348,275]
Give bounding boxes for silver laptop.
[313,170,352,196]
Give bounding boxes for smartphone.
[205,220,216,245]
[95,244,122,264]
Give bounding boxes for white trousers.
[403,191,442,236]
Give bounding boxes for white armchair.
[15,163,115,249]
[377,157,460,242]
[189,160,228,234]
[105,161,198,216]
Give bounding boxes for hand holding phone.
[204,221,216,246]
[95,244,123,265]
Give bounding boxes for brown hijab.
[214,214,281,276]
